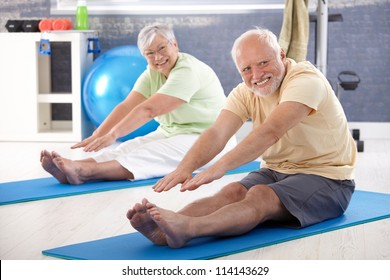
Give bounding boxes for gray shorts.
[239,168,355,228]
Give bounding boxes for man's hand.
[153,168,193,192]
[153,162,227,193]
[179,164,226,192]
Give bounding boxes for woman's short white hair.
[137,23,176,53]
[231,27,281,67]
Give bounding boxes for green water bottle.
[76,0,88,30]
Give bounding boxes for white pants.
[93,130,237,180]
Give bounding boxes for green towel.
[279,0,309,62]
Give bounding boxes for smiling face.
[235,34,286,97]
[143,34,179,77]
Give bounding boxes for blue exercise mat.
[0,161,260,205]
[42,190,390,260]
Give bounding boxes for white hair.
[231,27,281,68]
[137,23,176,53]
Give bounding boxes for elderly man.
[127,27,357,248]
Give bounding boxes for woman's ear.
[171,39,179,51]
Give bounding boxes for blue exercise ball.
[82,45,159,141]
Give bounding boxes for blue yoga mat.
[42,190,390,260]
[0,161,260,205]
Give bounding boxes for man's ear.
[280,48,286,60]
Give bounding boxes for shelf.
[37,93,73,103]
[0,32,95,142]
[38,120,72,132]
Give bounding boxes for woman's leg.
[52,155,133,184]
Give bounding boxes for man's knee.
[218,182,248,201]
[245,185,282,207]
[246,185,294,222]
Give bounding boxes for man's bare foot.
[127,199,167,245]
[145,199,192,248]
[52,154,85,185]
[40,150,68,184]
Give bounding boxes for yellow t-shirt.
[224,59,356,180]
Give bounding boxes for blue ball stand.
[87,37,101,54]
[39,38,51,55]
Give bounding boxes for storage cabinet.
[0,31,95,142]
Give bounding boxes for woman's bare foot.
[127,199,167,245]
[40,150,68,184]
[52,154,85,185]
[145,199,192,248]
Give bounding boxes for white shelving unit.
[0,31,95,142]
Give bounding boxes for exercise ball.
[82,45,159,141]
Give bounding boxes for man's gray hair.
[137,23,176,53]
[231,27,281,68]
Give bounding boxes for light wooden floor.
[0,137,389,260]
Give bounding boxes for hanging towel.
[279,0,309,62]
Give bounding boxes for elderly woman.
[40,23,235,185]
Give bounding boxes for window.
[51,0,285,15]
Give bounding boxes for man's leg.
[127,182,248,245]
[178,182,248,216]
[127,199,167,245]
[145,185,294,248]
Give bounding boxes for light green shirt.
[133,53,226,137]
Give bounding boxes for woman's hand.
[71,134,98,150]
[71,132,116,152]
